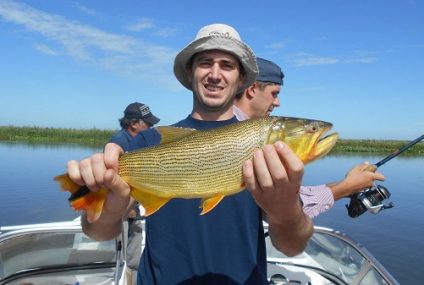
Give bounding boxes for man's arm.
[243,142,313,256]
[265,203,313,257]
[300,185,334,218]
[299,163,385,218]
[328,162,385,200]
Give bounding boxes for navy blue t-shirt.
[129,115,268,285]
[109,128,133,152]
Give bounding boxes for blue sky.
[0,0,422,140]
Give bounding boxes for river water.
[0,142,423,284]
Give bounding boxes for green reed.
[331,139,424,155]
[0,126,116,147]
[1,126,423,155]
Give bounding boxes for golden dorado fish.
[55,116,338,222]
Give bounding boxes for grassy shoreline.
[0,126,116,147]
[1,125,423,155]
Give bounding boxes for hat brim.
[174,36,258,93]
[142,115,160,126]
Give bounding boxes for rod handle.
[365,164,378,172]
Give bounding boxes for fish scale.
[55,116,338,221]
[119,118,269,197]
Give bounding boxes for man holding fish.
[234,57,386,218]
[63,24,329,284]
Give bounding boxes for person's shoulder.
[110,128,127,140]
[141,128,162,143]
[128,116,193,151]
[129,128,161,151]
[110,129,131,150]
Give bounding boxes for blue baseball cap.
[124,102,160,126]
[256,57,284,85]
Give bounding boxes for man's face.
[188,50,244,112]
[132,119,150,134]
[251,83,281,117]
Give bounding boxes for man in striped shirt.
[234,57,385,218]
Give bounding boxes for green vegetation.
[0,126,116,147]
[331,139,424,155]
[1,126,423,155]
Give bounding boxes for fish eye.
[306,122,319,133]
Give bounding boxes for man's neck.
[191,110,234,121]
[233,104,250,121]
[191,105,235,121]
[234,98,252,119]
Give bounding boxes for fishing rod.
[346,134,424,218]
[373,134,424,168]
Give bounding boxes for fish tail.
[70,188,108,222]
[54,173,81,194]
[54,173,107,222]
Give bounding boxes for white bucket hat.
[173,23,258,92]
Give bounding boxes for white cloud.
[33,43,59,56]
[73,2,101,17]
[125,18,154,32]
[289,53,339,67]
[154,27,180,38]
[266,41,288,50]
[125,18,180,38]
[0,0,179,88]
[288,51,378,67]
[345,57,377,64]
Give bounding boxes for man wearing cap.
[110,102,160,151]
[234,57,385,218]
[66,23,313,285]
[234,57,283,120]
[109,102,160,285]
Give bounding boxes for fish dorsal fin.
[156,126,196,144]
[199,195,225,215]
[130,187,171,216]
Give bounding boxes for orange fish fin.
[155,126,196,144]
[69,188,108,223]
[54,173,80,194]
[130,187,170,216]
[200,195,225,215]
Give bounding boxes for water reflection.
[0,141,102,152]
[0,142,101,227]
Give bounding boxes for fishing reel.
[346,184,394,218]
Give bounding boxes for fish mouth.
[313,126,339,161]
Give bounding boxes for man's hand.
[243,141,303,223]
[330,162,385,201]
[66,143,132,240]
[243,141,313,256]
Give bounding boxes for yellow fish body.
[56,116,338,222]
